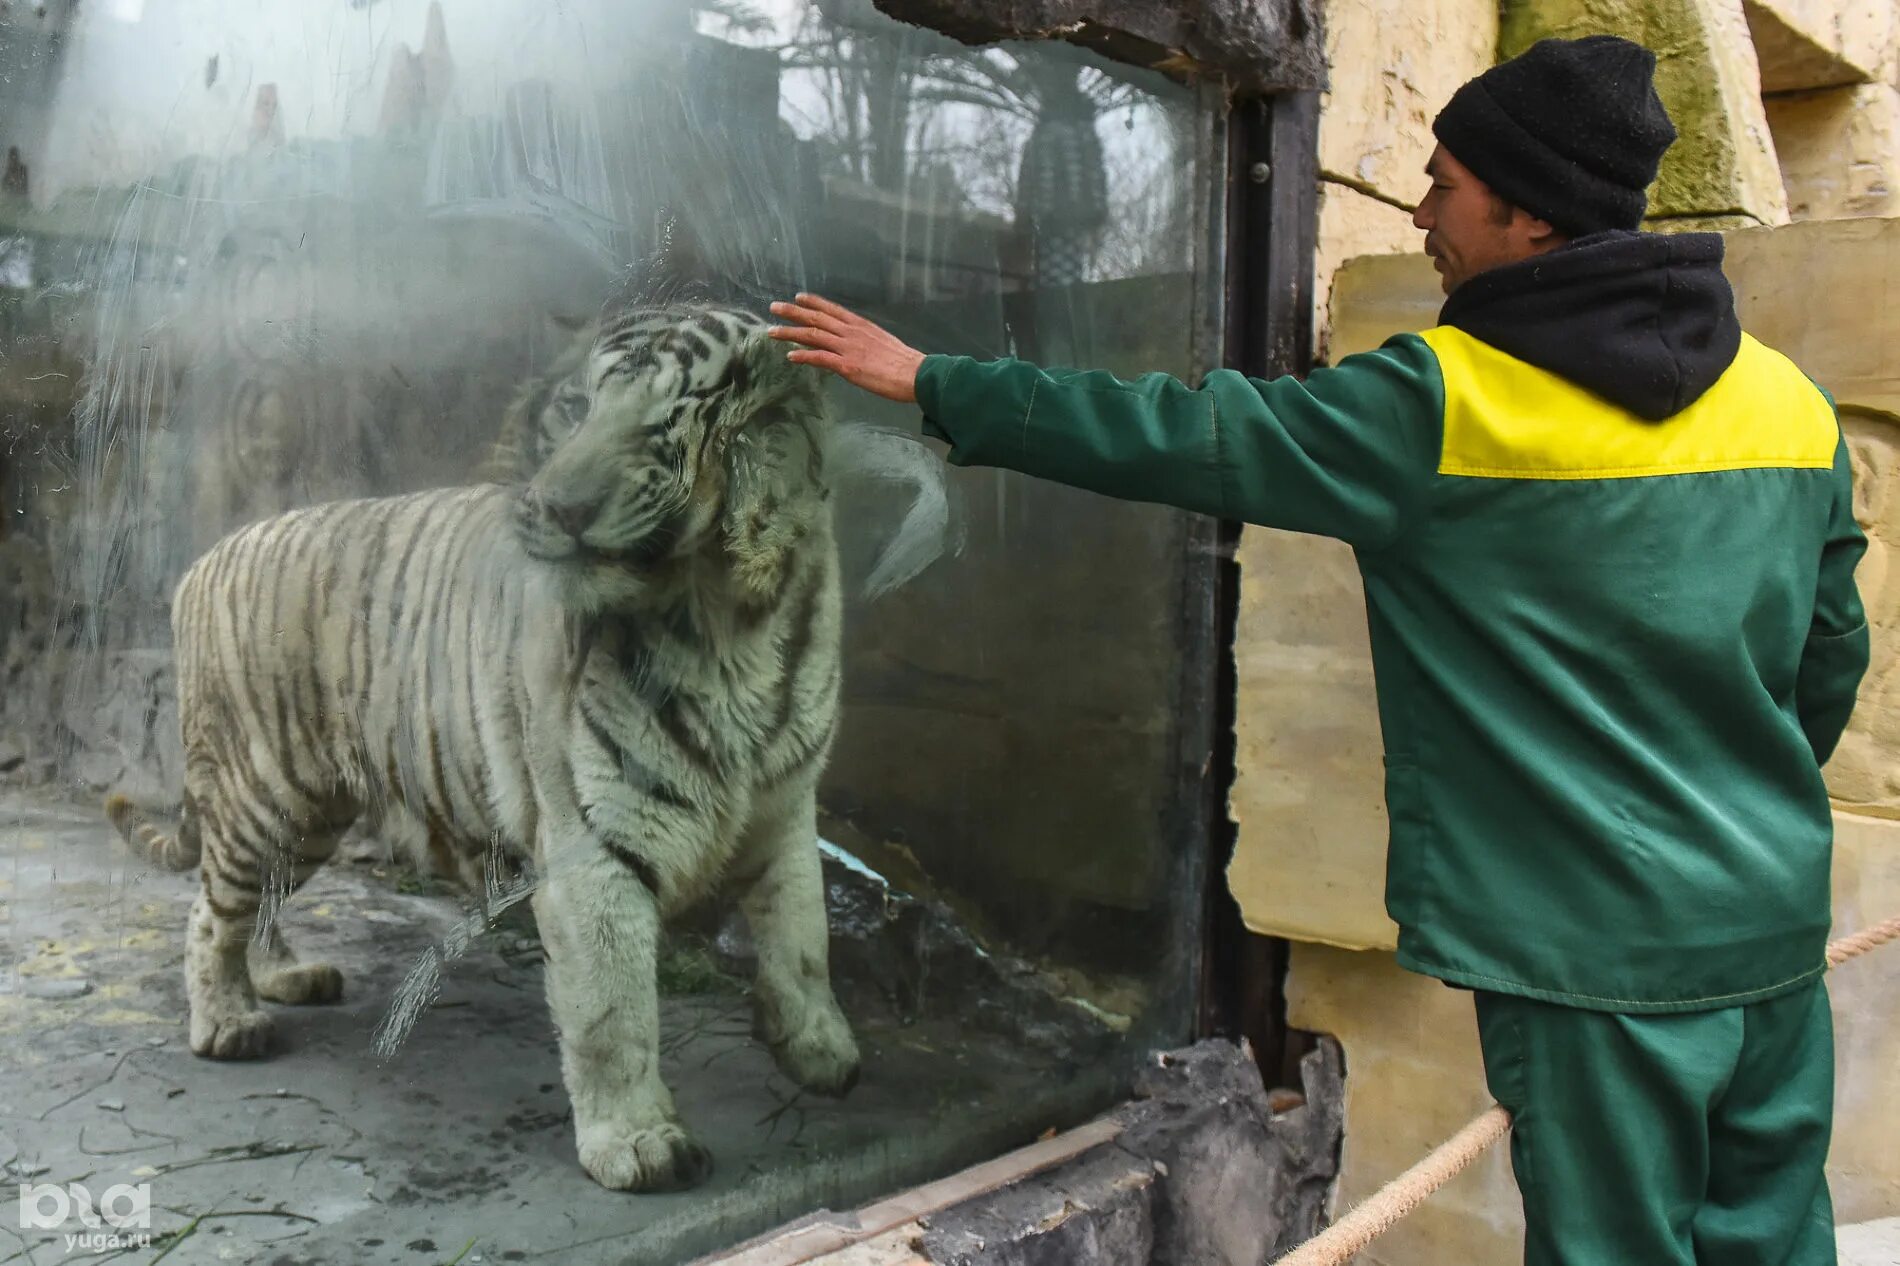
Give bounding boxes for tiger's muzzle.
[514,488,685,568]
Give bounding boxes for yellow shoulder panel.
[1421,326,1839,481]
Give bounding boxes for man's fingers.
[769,300,848,334]
[776,294,917,401]
[786,348,847,374]
[767,324,843,351]
[793,293,859,324]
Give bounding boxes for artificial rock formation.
[1500,0,1791,226]
[1743,0,1892,91]
[1767,83,1900,219]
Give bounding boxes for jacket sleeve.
[1797,427,1870,766]
[912,335,1445,550]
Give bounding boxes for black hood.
[1436,230,1742,421]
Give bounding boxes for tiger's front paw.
[254,962,344,1005]
[576,1120,713,1192]
[772,1004,860,1097]
[189,1007,274,1060]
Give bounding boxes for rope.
[1826,914,1900,966]
[1275,1105,1513,1266]
[1271,918,1900,1266]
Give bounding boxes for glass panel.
[0,1,1224,1260]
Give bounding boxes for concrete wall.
[1230,0,1900,1245]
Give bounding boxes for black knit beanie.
[1432,35,1678,236]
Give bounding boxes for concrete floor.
[0,789,1116,1266]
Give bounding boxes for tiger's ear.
[722,416,800,598]
[478,318,597,485]
[721,397,832,600]
[716,325,832,592]
[737,325,830,420]
[543,309,590,343]
[475,376,546,485]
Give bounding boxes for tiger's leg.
[247,812,354,1005]
[186,807,275,1059]
[731,780,859,1096]
[247,808,351,1004]
[533,822,711,1192]
[190,807,348,1056]
[250,918,344,1004]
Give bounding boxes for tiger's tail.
[104,792,203,871]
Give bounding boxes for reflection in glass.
[0,1,1223,1259]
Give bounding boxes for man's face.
[1413,145,1563,294]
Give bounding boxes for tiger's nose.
[551,500,598,538]
[540,494,598,539]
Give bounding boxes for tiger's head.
[512,302,831,608]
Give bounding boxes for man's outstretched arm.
[769,294,1445,550]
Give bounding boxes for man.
[770,33,1867,1266]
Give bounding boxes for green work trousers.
[1475,980,1835,1266]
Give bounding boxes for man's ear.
[1520,210,1567,248]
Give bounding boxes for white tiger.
[106,299,859,1192]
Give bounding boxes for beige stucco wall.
[1233,0,1900,1240]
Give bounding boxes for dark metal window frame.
[1192,91,1320,1084]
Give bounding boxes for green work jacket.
[913,232,1869,1013]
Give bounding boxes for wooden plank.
[696,1118,1124,1266]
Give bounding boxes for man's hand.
[768,294,926,404]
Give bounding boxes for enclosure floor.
[0,790,1092,1266]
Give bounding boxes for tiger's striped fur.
[107,302,857,1191]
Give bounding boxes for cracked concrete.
[1,789,1125,1266]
